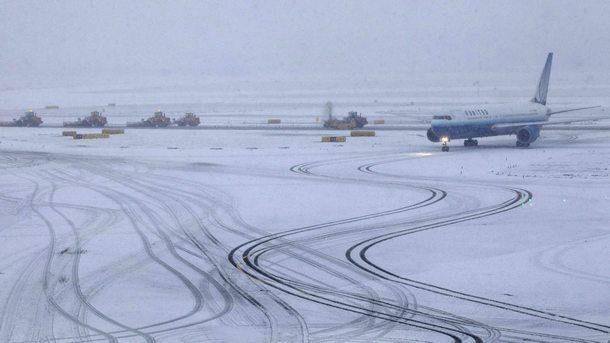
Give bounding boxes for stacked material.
[373,119,385,125]
[102,128,125,134]
[350,130,376,137]
[268,119,282,124]
[45,105,59,110]
[73,133,110,140]
[321,136,346,142]
[62,131,77,137]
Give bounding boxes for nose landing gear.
[464,139,478,147]
[440,136,450,152]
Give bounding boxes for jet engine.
[516,125,540,146]
[427,128,440,142]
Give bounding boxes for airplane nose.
[427,128,440,142]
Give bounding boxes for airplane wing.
[547,105,601,116]
[492,105,606,131]
[492,117,606,130]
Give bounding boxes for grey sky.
[1,0,609,88]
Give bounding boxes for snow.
[0,107,609,342]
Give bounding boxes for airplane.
[426,52,602,151]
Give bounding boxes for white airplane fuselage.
[427,102,549,142]
[426,52,572,151]
[426,53,601,150]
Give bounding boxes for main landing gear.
[516,141,530,148]
[464,139,478,147]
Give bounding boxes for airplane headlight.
[441,136,449,143]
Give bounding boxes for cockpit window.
[433,115,452,120]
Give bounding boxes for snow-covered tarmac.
[0,126,608,342]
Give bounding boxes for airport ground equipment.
[102,128,125,134]
[321,136,346,142]
[324,111,368,130]
[64,111,107,127]
[350,130,375,137]
[174,112,200,127]
[128,110,172,128]
[0,110,44,127]
[73,133,109,139]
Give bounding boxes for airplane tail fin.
[532,52,553,106]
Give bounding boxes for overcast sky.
[1,0,609,88]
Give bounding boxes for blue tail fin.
[532,53,553,106]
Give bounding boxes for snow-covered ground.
[0,121,608,342]
[2,72,609,128]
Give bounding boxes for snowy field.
[0,121,609,342]
[2,72,610,128]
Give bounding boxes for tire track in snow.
[130,155,436,341]
[42,175,154,343]
[350,156,610,342]
[230,155,486,343]
[29,177,117,343]
[36,161,270,342]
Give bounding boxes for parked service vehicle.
[324,111,368,130]
[174,112,200,127]
[63,111,107,127]
[0,110,43,127]
[128,110,172,128]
